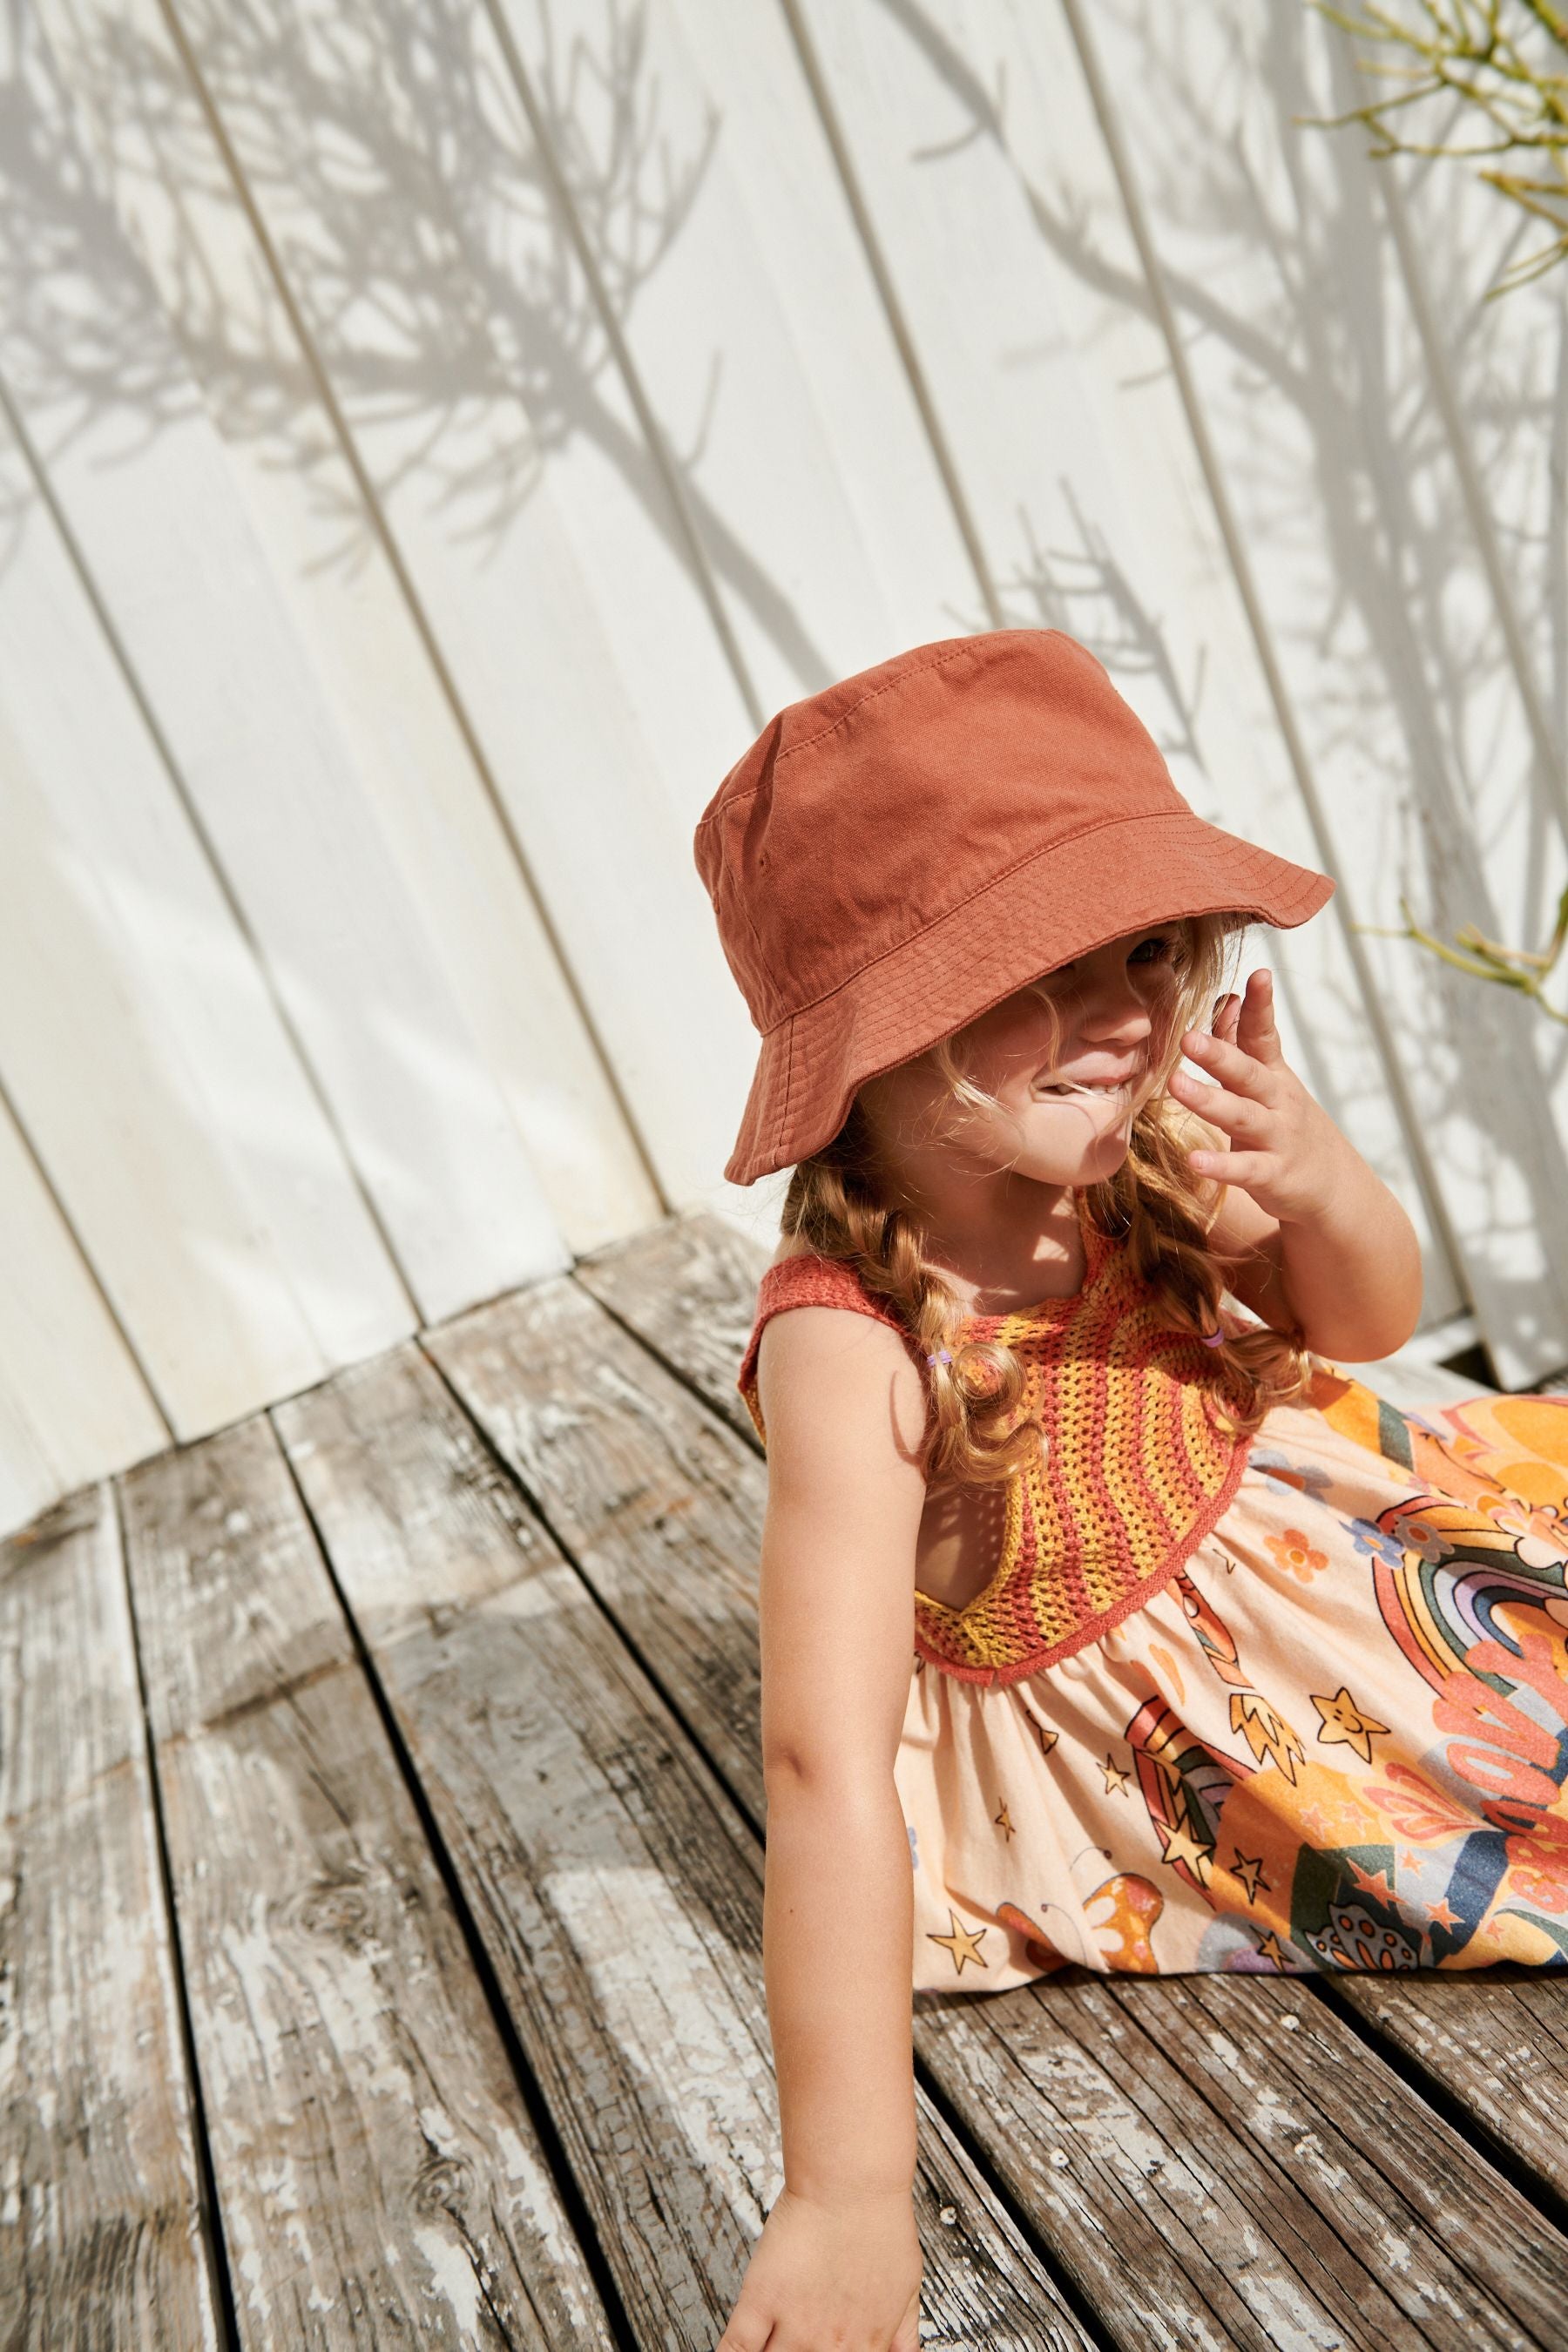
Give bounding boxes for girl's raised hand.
[714,2184,923,2352]
[1167,967,1350,1226]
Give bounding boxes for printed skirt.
[899,1368,1568,1990]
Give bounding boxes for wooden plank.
[427,1274,768,1821]
[275,1343,1092,2351]
[1330,1970,1568,2211]
[1058,0,1568,1381]
[0,423,413,1436]
[918,1970,1567,2352]
[574,1209,768,1450]
[589,1213,1568,2210]
[0,328,570,1326]
[118,1420,616,2352]
[0,1485,218,2351]
[434,1253,1568,2347]
[22,0,659,1278]
[0,1092,167,1538]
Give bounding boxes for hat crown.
[693,630,1184,1036]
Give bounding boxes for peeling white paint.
[545,1859,781,2227]
[413,2223,483,2338]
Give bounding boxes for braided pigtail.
[780,1103,1043,1484]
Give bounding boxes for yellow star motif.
[993,1799,1016,1841]
[1156,1817,1213,1885]
[926,1909,990,1975]
[1101,1754,1131,1796]
[1231,1852,1269,1903]
[1310,1686,1390,1767]
[1255,1930,1292,1970]
[1035,1725,1059,1761]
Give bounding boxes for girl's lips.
[1034,1072,1139,1096]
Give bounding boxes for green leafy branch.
[1359,883,1568,1021]
[1304,1,1568,293]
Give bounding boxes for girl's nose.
[1076,970,1156,1044]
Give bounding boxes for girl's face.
[860,923,1186,1193]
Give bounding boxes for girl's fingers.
[1180,1024,1270,1098]
[1234,968,1285,1065]
[1190,1147,1275,1191]
[713,2306,773,2352]
[1168,1068,1268,1141]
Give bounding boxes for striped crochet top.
[736,1192,1255,1687]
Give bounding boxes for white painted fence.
[2,0,1565,1535]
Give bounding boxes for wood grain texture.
[0,413,413,1434]
[427,1273,771,1822]
[916,1964,1568,2351]
[588,1210,1568,2212]
[161,0,762,1214]
[1331,1968,1568,2208]
[275,1342,1090,2351]
[463,1247,1568,2349]
[574,1211,769,1450]
[0,1485,217,2352]
[118,1421,614,2352]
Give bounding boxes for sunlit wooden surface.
[5,1211,1566,2349]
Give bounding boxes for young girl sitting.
[693,629,1568,2352]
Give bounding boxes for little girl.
[693,630,1568,2352]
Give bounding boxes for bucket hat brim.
[724,806,1334,1186]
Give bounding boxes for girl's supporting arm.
[716,1302,929,2352]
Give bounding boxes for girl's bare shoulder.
[756,1260,928,1481]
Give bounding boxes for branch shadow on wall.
[0,0,827,693]
[875,0,1568,1365]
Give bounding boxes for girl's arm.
[717,1302,929,2352]
[1168,967,1424,1363]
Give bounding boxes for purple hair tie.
[927,1348,953,1365]
[1200,1328,1227,1348]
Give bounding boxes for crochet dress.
[737,1190,1568,1990]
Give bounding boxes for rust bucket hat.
[693,628,1334,1186]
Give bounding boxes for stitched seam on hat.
[756,807,1214,1030]
[704,643,983,819]
[775,1012,796,1153]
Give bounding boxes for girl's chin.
[1010,1120,1133,1186]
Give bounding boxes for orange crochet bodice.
[736,1195,1256,1687]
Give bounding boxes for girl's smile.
[883,926,1180,1185]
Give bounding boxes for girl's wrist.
[781,2174,916,2210]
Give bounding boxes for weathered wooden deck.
[7,1210,1568,2352]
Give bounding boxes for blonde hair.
[778,914,1311,1486]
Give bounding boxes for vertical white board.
[1071,0,1568,1382]
[0,420,414,1436]
[149,0,770,1214]
[0,1099,167,1533]
[493,0,985,712]
[29,0,664,1266]
[791,0,1464,1323]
